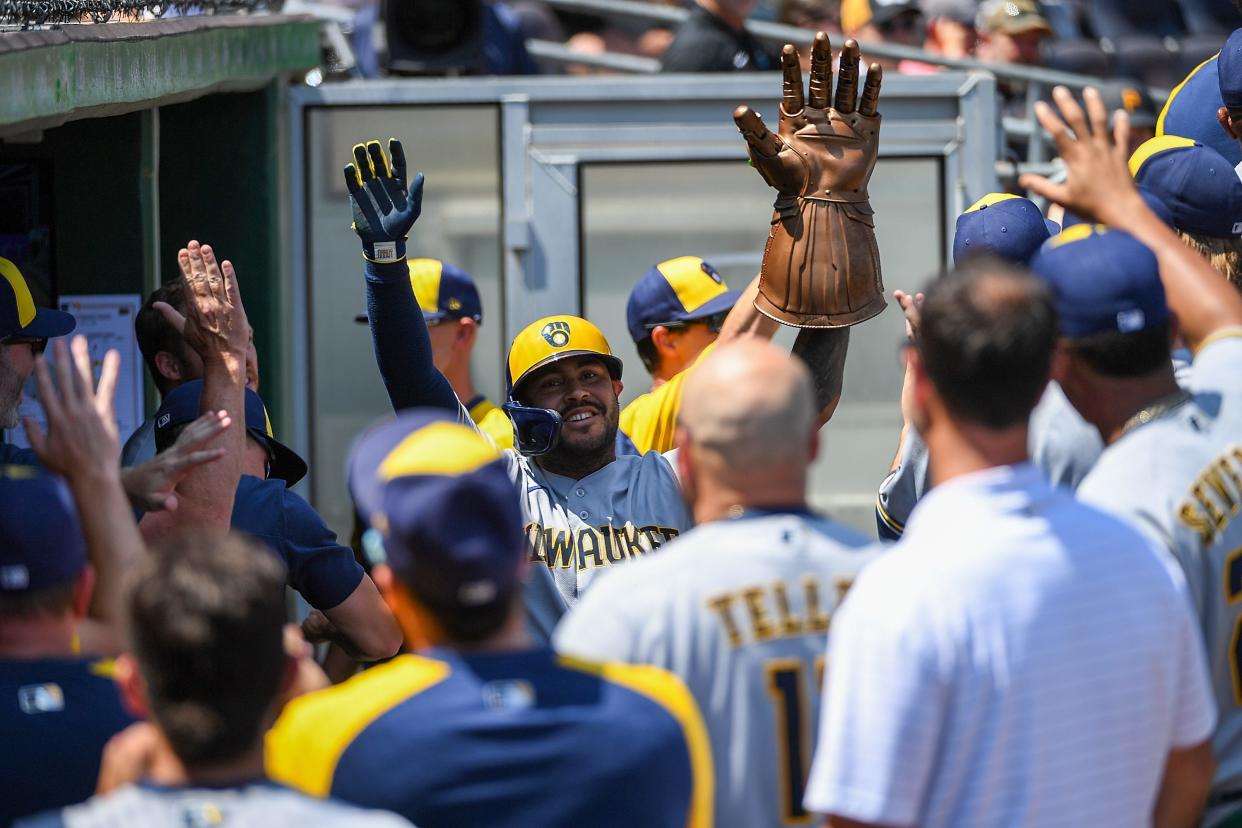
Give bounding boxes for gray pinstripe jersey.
[15,783,413,828]
[459,401,693,641]
[555,510,879,828]
[1077,333,1242,820]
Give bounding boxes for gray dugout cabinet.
[288,71,1000,538]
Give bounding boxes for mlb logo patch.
[156,413,172,428]
[0,564,29,590]
[1116,309,1146,332]
[17,683,64,714]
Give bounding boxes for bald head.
[679,339,816,472]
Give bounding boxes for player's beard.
[0,349,23,430]
[537,397,619,479]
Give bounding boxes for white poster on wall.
[5,294,144,450]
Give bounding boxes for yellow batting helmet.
[506,315,623,397]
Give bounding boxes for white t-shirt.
[805,463,1216,828]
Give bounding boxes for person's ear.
[1167,312,1182,348]
[807,424,821,463]
[650,326,677,359]
[152,351,183,384]
[373,567,428,648]
[611,379,624,399]
[1049,342,1070,384]
[1219,107,1240,140]
[113,654,150,719]
[72,564,96,621]
[456,318,478,349]
[371,563,395,602]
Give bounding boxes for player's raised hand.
[122,410,230,513]
[24,336,121,484]
[344,138,425,263]
[733,34,884,203]
[1019,86,1144,228]
[155,241,251,380]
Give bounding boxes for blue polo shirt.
[0,657,135,826]
[231,475,364,610]
[1158,53,1242,166]
[0,442,39,467]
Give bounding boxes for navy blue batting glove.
[344,138,425,263]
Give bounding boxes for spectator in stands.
[976,0,1052,66]
[779,0,842,33]
[919,0,977,61]
[19,534,411,828]
[661,0,779,71]
[852,0,924,69]
[1100,80,1158,155]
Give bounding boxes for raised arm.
[345,139,457,412]
[1021,87,1242,351]
[24,337,143,656]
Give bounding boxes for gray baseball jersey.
[16,782,414,828]
[460,401,691,639]
[877,382,1103,539]
[1077,332,1242,817]
[554,509,878,828]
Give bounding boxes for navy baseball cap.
[1030,224,1169,339]
[0,257,76,341]
[1129,136,1242,239]
[625,256,740,344]
[354,259,482,325]
[1220,28,1242,111]
[347,410,524,611]
[153,380,307,487]
[1061,186,1175,230]
[952,193,1060,266]
[0,466,86,593]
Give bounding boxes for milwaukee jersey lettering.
[556,510,877,828]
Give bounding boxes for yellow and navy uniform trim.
[557,654,715,828]
[1128,134,1197,177]
[0,257,37,329]
[875,495,905,537]
[1157,53,1218,137]
[1196,326,1242,354]
[266,654,453,797]
[467,396,514,449]
[658,256,730,314]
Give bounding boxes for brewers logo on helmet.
[506,315,623,397]
[503,315,623,456]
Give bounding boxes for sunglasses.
[646,311,729,335]
[1,335,48,355]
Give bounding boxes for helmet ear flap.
[502,402,562,456]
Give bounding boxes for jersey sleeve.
[619,342,716,454]
[803,575,946,825]
[364,259,459,413]
[1188,328,1242,401]
[875,428,929,541]
[553,570,643,663]
[280,489,366,610]
[1170,586,1218,749]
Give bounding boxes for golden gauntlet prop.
[735,35,886,328]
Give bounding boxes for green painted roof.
[0,15,318,135]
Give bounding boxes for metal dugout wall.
[289,72,1000,535]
